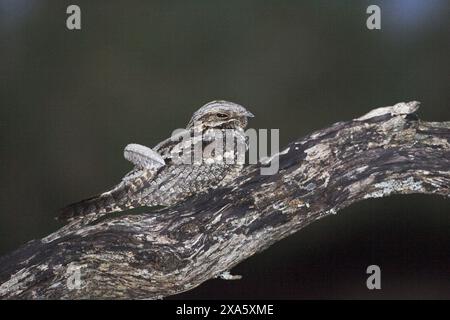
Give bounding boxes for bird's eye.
[216,113,229,119]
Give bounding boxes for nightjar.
[58,100,254,221]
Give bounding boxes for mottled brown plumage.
[58,100,254,221]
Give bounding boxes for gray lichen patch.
[364,177,424,199]
[356,101,420,121]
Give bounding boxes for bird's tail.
[57,186,134,222]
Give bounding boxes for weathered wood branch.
[0,101,449,299]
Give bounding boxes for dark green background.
[0,0,449,298]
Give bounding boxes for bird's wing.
[124,143,165,170]
[153,128,193,157]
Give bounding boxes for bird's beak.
[244,110,255,118]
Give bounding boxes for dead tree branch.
[0,101,449,299]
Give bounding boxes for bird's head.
[187,100,254,130]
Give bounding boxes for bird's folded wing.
[124,143,165,170]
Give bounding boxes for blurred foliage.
[0,0,449,298]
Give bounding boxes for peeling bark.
[0,101,449,299]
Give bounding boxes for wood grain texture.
[0,101,449,299]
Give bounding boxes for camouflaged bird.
[58,100,254,221]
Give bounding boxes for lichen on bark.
[0,101,449,299]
